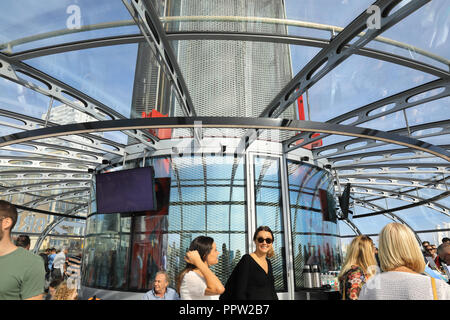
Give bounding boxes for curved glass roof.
[0,0,448,248]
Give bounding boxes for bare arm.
[185,251,225,295]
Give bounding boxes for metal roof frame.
[0,0,448,247]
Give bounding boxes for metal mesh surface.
[172,0,294,118]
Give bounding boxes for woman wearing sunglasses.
[220,226,278,300]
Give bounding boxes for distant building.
[435,222,450,244]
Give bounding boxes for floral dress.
[340,265,367,300]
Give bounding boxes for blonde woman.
[338,235,377,300]
[359,223,450,300]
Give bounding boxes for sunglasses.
[257,237,273,244]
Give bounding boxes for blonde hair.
[52,281,78,300]
[378,223,425,273]
[338,235,377,282]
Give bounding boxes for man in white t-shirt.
[52,247,68,280]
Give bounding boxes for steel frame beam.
[352,190,450,219]
[313,119,450,159]
[339,176,448,192]
[0,170,92,186]
[0,180,91,196]
[286,78,450,153]
[0,54,158,149]
[350,185,449,216]
[352,198,423,242]
[335,162,449,175]
[348,173,448,202]
[0,155,95,172]
[0,117,448,161]
[22,189,89,208]
[251,0,432,157]
[124,0,196,117]
[0,108,126,156]
[328,144,450,167]
[0,141,103,165]
[9,31,448,80]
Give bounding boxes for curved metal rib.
[0,54,159,148]
[10,32,449,80]
[285,78,450,152]
[0,117,448,161]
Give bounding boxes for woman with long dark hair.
[177,236,225,300]
[220,226,278,300]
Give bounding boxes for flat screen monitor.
[95,167,156,214]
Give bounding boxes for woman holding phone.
[220,226,278,300]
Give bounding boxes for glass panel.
[285,0,374,31]
[287,160,340,290]
[0,0,139,54]
[363,0,449,70]
[128,214,168,291]
[0,78,51,119]
[351,214,394,235]
[166,155,247,288]
[164,0,374,39]
[304,54,438,123]
[338,220,356,237]
[254,155,287,291]
[166,0,294,35]
[83,154,247,292]
[82,212,131,290]
[26,44,138,119]
[417,231,450,249]
[394,206,450,232]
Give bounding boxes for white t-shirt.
[52,252,66,273]
[359,271,450,300]
[179,271,219,300]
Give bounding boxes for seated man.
[142,271,179,300]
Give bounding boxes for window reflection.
[82,214,130,290]
[82,155,247,292]
[287,160,342,290]
[82,155,342,293]
[253,156,288,292]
